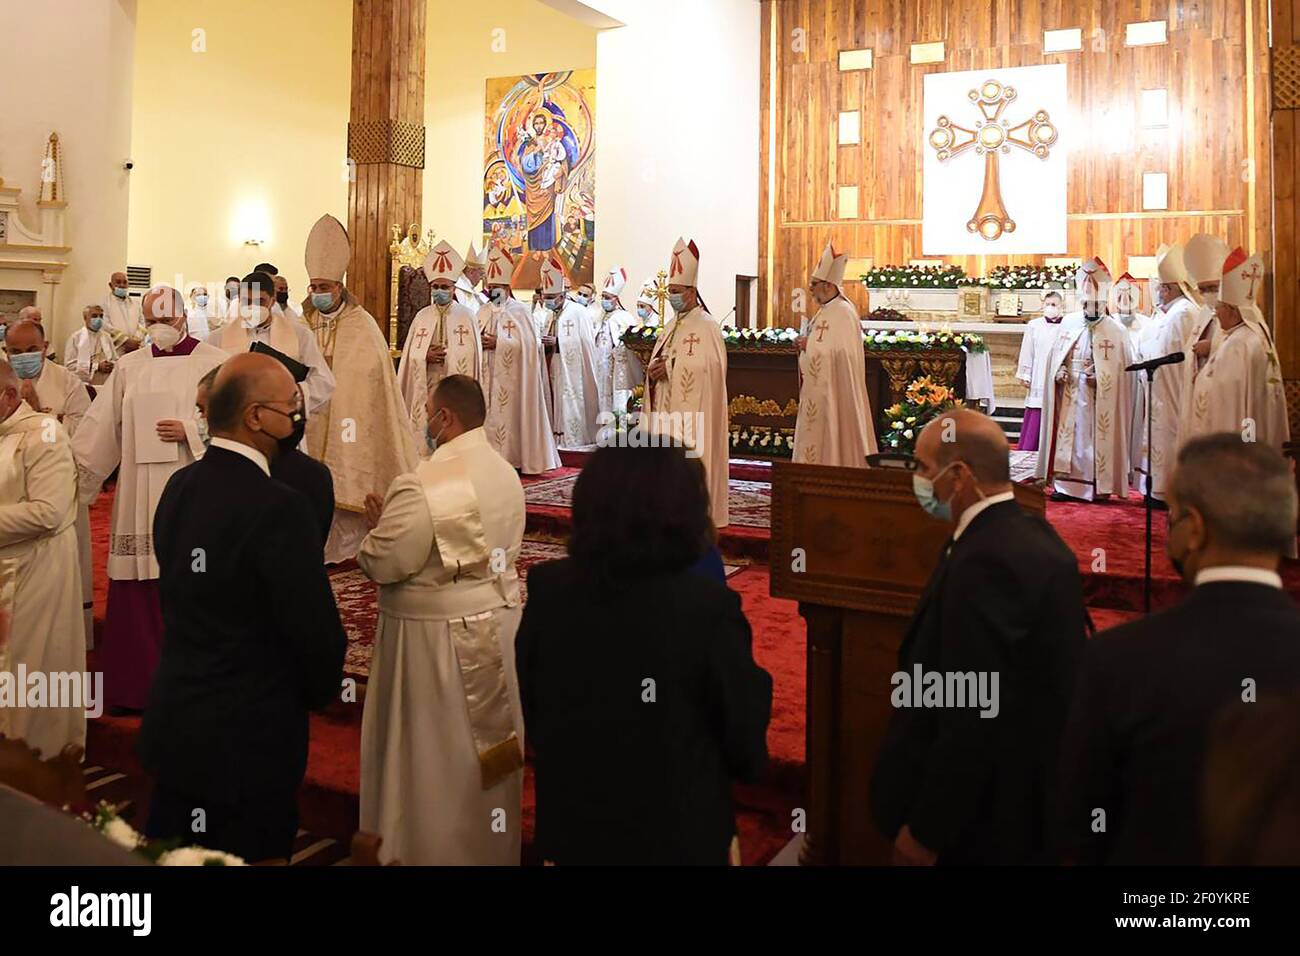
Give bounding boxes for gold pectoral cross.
[928,79,1058,241]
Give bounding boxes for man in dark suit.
[1058,433,1300,865]
[139,352,346,863]
[871,408,1087,864]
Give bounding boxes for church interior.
[3,0,1300,900]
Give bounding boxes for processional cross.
[928,79,1058,241]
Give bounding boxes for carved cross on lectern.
[928,79,1058,241]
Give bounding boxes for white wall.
[576,0,759,320]
[0,0,136,349]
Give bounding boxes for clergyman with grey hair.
[1057,432,1300,865]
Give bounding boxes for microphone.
[1126,351,1185,373]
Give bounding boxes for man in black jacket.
[1058,433,1300,864]
[870,409,1086,864]
[139,352,346,862]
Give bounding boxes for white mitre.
[1155,243,1197,297]
[305,214,351,282]
[1220,247,1280,368]
[1183,234,1229,287]
[540,258,566,297]
[1075,256,1112,299]
[485,245,516,286]
[465,242,488,270]
[603,267,628,297]
[636,279,659,315]
[811,241,848,288]
[423,240,465,283]
[668,237,700,287]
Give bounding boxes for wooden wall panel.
[760,0,1274,338]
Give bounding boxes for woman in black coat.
[516,444,772,865]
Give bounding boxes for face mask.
[669,293,690,314]
[574,294,590,307]
[148,322,182,351]
[195,295,209,308]
[276,292,289,307]
[8,351,43,380]
[242,305,271,329]
[489,287,506,304]
[278,410,306,453]
[89,316,104,332]
[912,463,957,522]
[427,410,448,452]
[112,287,128,299]
[547,299,563,313]
[196,413,211,447]
[431,288,453,307]
[312,292,337,313]
[226,286,239,300]
[637,306,652,321]
[602,299,615,313]
[1043,303,1061,319]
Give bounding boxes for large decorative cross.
[1096,338,1114,361]
[684,332,701,356]
[928,79,1058,241]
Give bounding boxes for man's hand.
[19,379,42,410]
[647,357,668,382]
[1055,366,1068,383]
[98,360,115,373]
[121,338,142,353]
[155,419,188,443]
[426,344,447,365]
[796,334,809,353]
[892,825,938,866]
[1193,339,1211,359]
[542,335,557,348]
[363,492,385,530]
[1083,363,1096,381]
[481,332,497,350]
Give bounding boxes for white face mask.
[242,304,271,329]
[148,322,182,351]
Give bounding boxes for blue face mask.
[668,293,689,314]
[9,351,44,380]
[602,299,616,312]
[431,288,453,306]
[195,295,209,308]
[637,306,652,321]
[89,316,104,332]
[912,464,957,522]
[574,294,590,307]
[112,287,128,299]
[311,292,337,313]
[196,412,211,447]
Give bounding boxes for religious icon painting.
[921,64,1068,255]
[484,70,597,286]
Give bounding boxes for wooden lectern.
[769,462,1045,865]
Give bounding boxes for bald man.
[871,408,1086,865]
[140,351,346,863]
[103,272,143,352]
[72,285,225,712]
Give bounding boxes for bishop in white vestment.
[1035,259,1137,501]
[1143,243,1203,500]
[1110,272,1151,485]
[646,238,730,527]
[359,376,526,865]
[456,242,490,312]
[72,286,225,709]
[793,242,875,466]
[591,266,639,419]
[540,260,602,448]
[482,250,561,474]
[64,305,118,386]
[397,241,483,455]
[301,215,419,564]
[0,365,86,757]
[103,273,144,353]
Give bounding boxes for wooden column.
[347,0,426,332]
[1271,0,1300,433]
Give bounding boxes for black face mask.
[276,292,290,307]
[259,404,306,454]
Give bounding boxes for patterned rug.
[525,474,773,529]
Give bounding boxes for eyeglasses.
[249,394,304,414]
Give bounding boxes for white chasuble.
[0,404,86,757]
[1035,315,1136,500]
[72,340,225,580]
[1143,296,1200,498]
[646,306,730,527]
[591,305,638,419]
[396,301,483,454]
[210,315,336,415]
[1184,321,1290,450]
[545,301,602,448]
[63,326,118,385]
[304,299,419,565]
[358,427,526,865]
[102,295,144,348]
[793,296,876,467]
[483,301,560,475]
[1114,312,1150,484]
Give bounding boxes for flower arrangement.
[80,801,247,865]
[623,326,663,345]
[880,376,965,456]
[863,328,987,354]
[722,326,801,348]
[976,264,1075,290]
[626,384,645,413]
[861,264,968,288]
[730,427,794,458]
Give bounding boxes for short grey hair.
[1172,433,1297,554]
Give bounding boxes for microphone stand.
[1141,364,1156,615]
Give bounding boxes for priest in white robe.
[359,374,526,865]
[538,260,602,448]
[184,286,212,341]
[63,305,118,386]
[456,242,490,312]
[1143,243,1202,502]
[1035,259,1137,502]
[210,271,335,415]
[635,279,662,327]
[0,362,86,757]
[1110,272,1151,486]
[397,240,483,455]
[482,250,560,474]
[646,238,730,527]
[793,242,875,466]
[1183,248,1290,450]
[592,266,639,419]
[6,320,95,647]
[301,215,419,565]
[1015,290,1073,451]
[103,272,144,353]
[72,285,225,710]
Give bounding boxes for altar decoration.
[78,801,247,865]
[860,263,967,288]
[880,376,965,456]
[976,263,1075,290]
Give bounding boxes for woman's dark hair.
[569,444,711,587]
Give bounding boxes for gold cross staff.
[928,79,1058,241]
